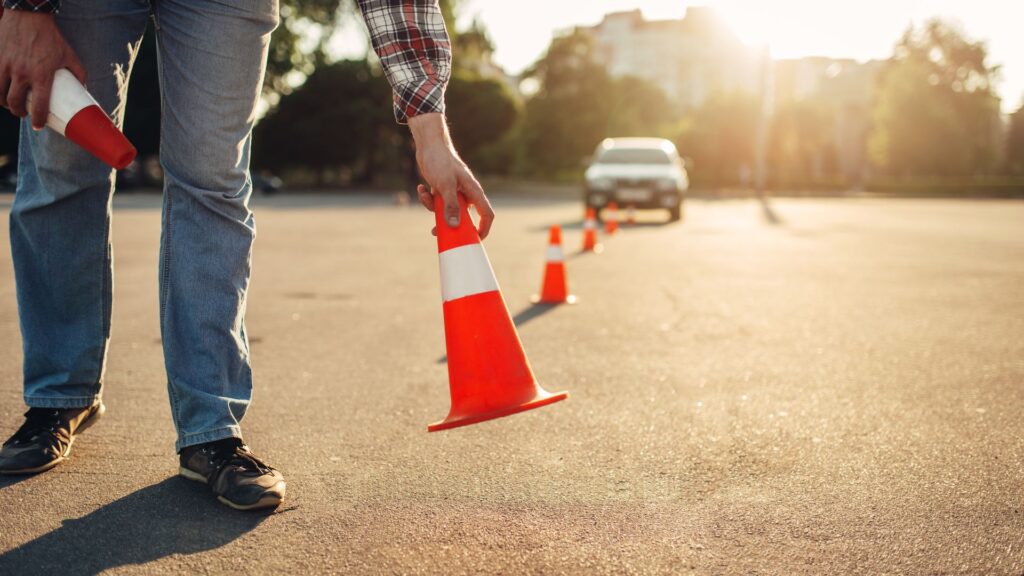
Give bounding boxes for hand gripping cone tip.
[429,194,568,432]
[34,69,136,170]
[0,10,133,170]
[532,225,576,305]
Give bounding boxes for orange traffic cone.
[30,69,136,169]
[582,207,602,253]
[604,202,619,235]
[532,225,576,305]
[626,204,636,226]
[429,194,568,432]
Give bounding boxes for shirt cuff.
[392,77,447,125]
[3,0,61,13]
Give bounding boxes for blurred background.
[1,0,1023,197]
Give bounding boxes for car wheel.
[668,204,682,223]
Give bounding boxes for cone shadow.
[759,196,784,225]
[435,302,565,364]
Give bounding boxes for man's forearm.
[408,112,452,151]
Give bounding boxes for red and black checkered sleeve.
[3,0,60,13]
[357,0,452,124]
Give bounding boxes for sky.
[457,0,1024,113]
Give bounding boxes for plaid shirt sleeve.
[357,0,452,124]
[3,0,60,12]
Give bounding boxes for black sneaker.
[179,438,285,511]
[0,400,105,475]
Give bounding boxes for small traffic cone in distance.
[532,225,576,305]
[626,204,637,226]
[30,69,136,170]
[582,207,603,253]
[430,194,568,432]
[605,202,619,235]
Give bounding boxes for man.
[0,0,493,511]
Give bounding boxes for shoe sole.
[0,403,105,475]
[178,465,284,511]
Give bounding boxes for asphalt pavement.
[0,193,1021,574]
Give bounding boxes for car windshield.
[596,148,672,165]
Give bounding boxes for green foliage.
[518,31,674,177]
[1007,103,1024,175]
[767,100,838,185]
[253,60,401,183]
[445,71,519,173]
[673,93,760,186]
[868,19,1001,178]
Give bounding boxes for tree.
[519,31,673,177]
[444,71,519,173]
[253,59,399,184]
[767,99,838,185]
[868,19,1001,179]
[1007,102,1024,175]
[674,92,760,186]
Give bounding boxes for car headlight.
[656,178,677,192]
[588,177,614,191]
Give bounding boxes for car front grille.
[614,178,657,188]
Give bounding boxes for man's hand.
[0,11,86,130]
[409,112,495,240]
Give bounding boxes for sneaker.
[0,400,105,475]
[179,438,285,511]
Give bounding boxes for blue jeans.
[11,0,279,452]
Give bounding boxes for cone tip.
[548,224,562,245]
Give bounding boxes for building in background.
[579,8,887,185]
[578,8,762,111]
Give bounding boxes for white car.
[584,138,689,222]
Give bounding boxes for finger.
[29,73,53,130]
[0,73,10,110]
[65,53,88,85]
[431,226,437,237]
[7,77,29,118]
[436,180,460,228]
[416,184,433,211]
[461,173,494,239]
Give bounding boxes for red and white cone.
[604,201,619,235]
[430,194,568,432]
[531,225,576,305]
[34,70,137,170]
[582,207,603,253]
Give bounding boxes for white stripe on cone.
[439,243,500,302]
[30,70,98,136]
[545,245,564,262]
[584,219,595,230]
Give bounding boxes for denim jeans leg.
[153,0,279,452]
[10,1,150,409]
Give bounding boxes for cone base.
[530,294,577,305]
[427,389,569,432]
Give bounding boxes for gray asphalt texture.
[0,194,1022,575]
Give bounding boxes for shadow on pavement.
[0,477,268,575]
[436,302,564,364]
[0,474,32,489]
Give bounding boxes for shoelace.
[7,408,70,450]
[205,440,274,481]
